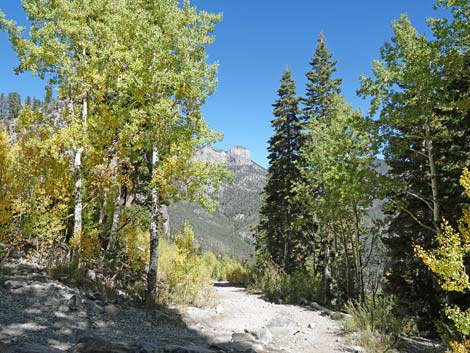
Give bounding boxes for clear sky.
[0,1,442,167]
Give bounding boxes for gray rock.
[7,343,63,353]
[130,342,159,353]
[163,345,215,353]
[85,300,103,314]
[3,280,26,289]
[68,294,81,311]
[232,332,255,342]
[215,304,223,315]
[214,341,264,353]
[252,328,273,345]
[86,269,96,281]
[71,337,132,353]
[266,318,298,337]
[104,304,119,316]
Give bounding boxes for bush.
[343,295,400,353]
[157,223,214,305]
[248,261,322,304]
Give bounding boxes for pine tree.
[0,93,6,117]
[360,12,470,330]
[302,33,342,123]
[7,92,21,120]
[0,94,6,129]
[257,69,305,273]
[299,33,344,303]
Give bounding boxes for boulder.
[104,304,120,316]
[252,328,273,345]
[3,280,26,290]
[68,294,82,311]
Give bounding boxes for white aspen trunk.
[147,145,161,304]
[72,96,87,252]
[73,146,84,250]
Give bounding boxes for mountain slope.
[168,146,267,258]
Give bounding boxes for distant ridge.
[169,145,267,258]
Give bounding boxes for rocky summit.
[169,146,267,259]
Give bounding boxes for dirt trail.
[0,260,354,353]
[181,283,352,353]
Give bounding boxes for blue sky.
[0,1,441,167]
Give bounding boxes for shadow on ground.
[0,260,266,353]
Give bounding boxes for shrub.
[248,261,322,304]
[343,295,400,353]
[158,223,213,305]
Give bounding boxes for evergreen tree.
[360,12,470,331]
[0,94,6,129]
[298,33,344,303]
[257,69,305,273]
[0,93,6,117]
[32,98,41,111]
[7,92,21,120]
[44,86,52,105]
[302,33,342,123]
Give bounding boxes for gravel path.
[181,283,352,353]
[0,260,353,353]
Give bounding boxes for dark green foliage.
[302,32,342,123]
[359,9,470,335]
[7,92,21,120]
[257,69,305,273]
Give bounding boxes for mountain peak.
[196,145,252,166]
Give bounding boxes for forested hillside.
[169,146,267,258]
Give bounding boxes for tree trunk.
[333,224,340,305]
[352,202,365,303]
[324,232,332,304]
[147,145,161,305]
[72,97,87,253]
[107,186,121,251]
[73,146,84,251]
[98,193,107,227]
[340,219,351,300]
[424,119,440,232]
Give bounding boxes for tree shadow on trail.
[0,261,264,353]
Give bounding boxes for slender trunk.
[98,193,107,226]
[73,146,84,251]
[324,230,332,304]
[72,97,87,253]
[352,202,365,303]
[107,187,121,251]
[311,225,317,274]
[283,206,291,273]
[340,218,351,299]
[147,145,161,305]
[424,119,440,232]
[333,224,340,305]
